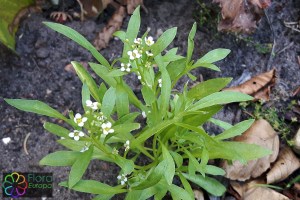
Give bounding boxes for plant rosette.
[5,6,272,200]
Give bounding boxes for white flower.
[145,36,154,46]
[86,100,98,110]
[158,79,162,88]
[2,137,11,145]
[124,140,130,151]
[69,130,85,141]
[145,62,151,68]
[120,63,131,72]
[142,111,147,118]
[74,113,87,127]
[101,122,114,135]
[80,146,89,152]
[127,49,141,60]
[112,148,119,155]
[134,38,142,44]
[146,51,153,57]
[117,174,128,185]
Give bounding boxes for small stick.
[23,132,31,155]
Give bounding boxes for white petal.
[127,63,131,67]
[69,132,75,137]
[82,117,88,122]
[136,53,141,58]
[75,113,81,119]
[79,132,85,137]
[138,76,141,80]
[126,140,130,145]
[78,122,84,127]
[103,130,108,135]
[108,129,114,133]
[120,67,125,71]
[127,51,132,56]
[133,49,138,54]
[2,137,11,145]
[86,100,92,106]
[123,177,127,182]
[126,68,131,72]
[129,55,135,60]
[106,122,112,128]
[74,136,80,141]
[117,175,122,180]
[101,123,106,129]
[121,181,125,185]
[121,63,125,67]
[148,36,153,41]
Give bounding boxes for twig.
[276,42,294,55]
[264,10,276,71]
[23,132,31,155]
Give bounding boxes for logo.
[2,172,53,198]
[2,172,28,198]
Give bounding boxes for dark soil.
[0,0,299,199]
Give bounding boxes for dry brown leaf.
[230,179,289,200]
[213,0,271,33]
[223,69,276,101]
[293,128,300,155]
[65,62,88,73]
[193,190,205,200]
[93,6,126,50]
[125,0,145,14]
[222,119,279,181]
[77,0,112,19]
[267,147,300,184]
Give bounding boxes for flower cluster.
[117,174,128,185]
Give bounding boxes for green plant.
[240,101,296,145]
[5,7,272,199]
[0,0,34,51]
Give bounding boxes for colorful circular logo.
[2,172,28,198]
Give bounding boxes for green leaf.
[167,58,186,81]
[169,184,194,200]
[43,122,69,138]
[155,54,171,118]
[162,48,183,63]
[193,48,230,67]
[123,6,140,57]
[178,173,194,199]
[82,83,90,111]
[182,173,226,196]
[170,151,183,168]
[205,165,225,176]
[214,119,255,140]
[44,22,110,68]
[151,27,177,56]
[208,118,233,130]
[93,194,115,200]
[5,99,69,122]
[191,63,220,71]
[59,180,126,195]
[107,69,127,77]
[141,85,156,106]
[132,160,167,190]
[161,144,175,185]
[72,61,102,103]
[114,112,140,126]
[69,145,94,188]
[102,87,116,117]
[186,22,197,64]
[116,84,129,118]
[39,151,80,166]
[113,30,126,41]
[115,156,135,175]
[187,78,232,100]
[189,91,253,111]
[89,63,117,87]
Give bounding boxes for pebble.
[36,47,49,59]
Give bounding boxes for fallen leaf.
[193,189,205,200]
[223,69,276,101]
[77,0,112,19]
[93,6,126,50]
[213,0,271,33]
[267,147,300,184]
[222,119,279,181]
[293,128,300,155]
[230,179,289,200]
[125,0,146,14]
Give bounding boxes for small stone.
[2,137,11,145]
[36,47,49,58]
